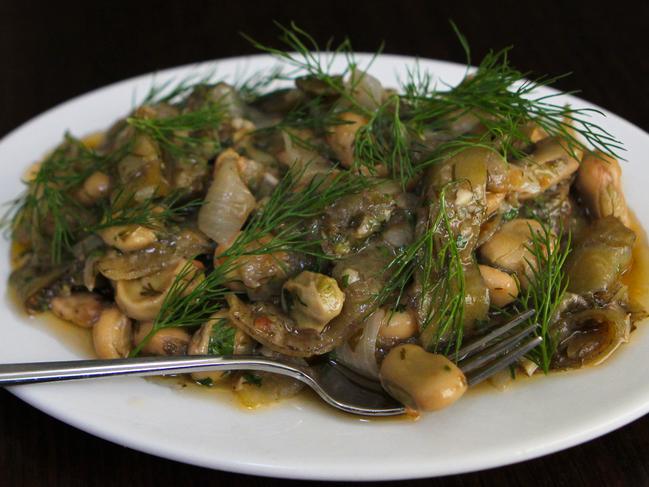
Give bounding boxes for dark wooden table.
[2,1,648,485]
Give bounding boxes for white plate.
[2,54,649,481]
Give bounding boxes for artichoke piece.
[251,88,304,115]
[11,235,105,313]
[117,134,171,202]
[281,271,345,333]
[320,184,397,257]
[424,147,489,262]
[296,75,343,98]
[418,261,490,346]
[519,180,572,233]
[97,228,211,281]
[227,245,393,357]
[565,216,635,295]
[551,306,630,368]
[511,136,580,201]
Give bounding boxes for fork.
[0,310,538,416]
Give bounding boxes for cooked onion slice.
[198,149,256,245]
[334,308,385,379]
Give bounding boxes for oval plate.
[1,54,649,480]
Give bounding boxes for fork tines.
[455,310,541,386]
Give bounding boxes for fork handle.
[0,355,308,386]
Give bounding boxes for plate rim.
[3,52,649,481]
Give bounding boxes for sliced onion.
[334,308,385,379]
[198,150,256,245]
[347,69,385,111]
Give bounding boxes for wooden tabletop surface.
[2,1,648,485]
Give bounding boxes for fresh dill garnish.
[378,184,466,354]
[88,190,202,233]
[4,134,116,264]
[131,166,370,355]
[353,94,422,186]
[126,101,226,158]
[138,69,219,106]
[196,377,213,387]
[259,95,351,136]
[246,22,623,192]
[235,65,285,103]
[223,166,371,260]
[417,184,466,354]
[516,222,571,373]
[340,273,351,289]
[502,207,519,222]
[509,364,517,380]
[400,24,625,164]
[242,21,383,116]
[130,260,230,356]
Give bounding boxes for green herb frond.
[5,134,112,263]
[417,184,466,354]
[242,21,383,115]
[518,221,571,373]
[139,69,219,106]
[208,318,236,355]
[126,100,226,157]
[130,259,230,356]
[378,183,466,354]
[88,190,202,233]
[401,26,624,162]
[235,65,286,103]
[132,165,371,354]
[225,164,371,259]
[353,95,415,186]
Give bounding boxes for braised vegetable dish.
[6,24,645,412]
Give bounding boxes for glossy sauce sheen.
[622,211,649,313]
[8,211,649,418]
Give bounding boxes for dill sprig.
[130,260,230,356]
[378,184,466,354]
[242,21,382,116]
[228,168,370,258]
[235,65,285,103]
[139,69,218,106]
[270,96,351,134]
[423,189,466,353]
[401,24,625,163]
[87,190,202,233]
[247,22,623,192]
[353,95,416,186]
[5,135,113,263]
[131,166,370,355]
[126,101,226,157]
[517,222,571,373]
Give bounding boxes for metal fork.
[0,310,539,416]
